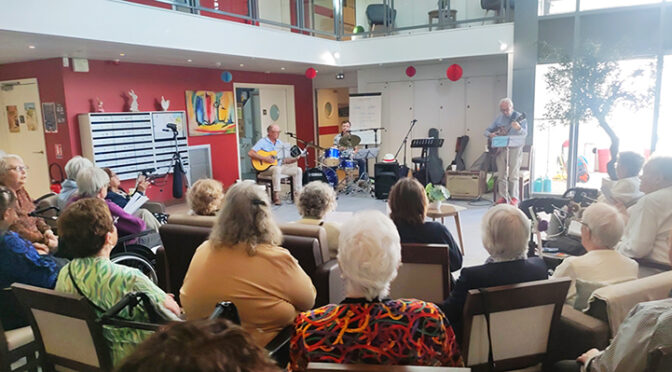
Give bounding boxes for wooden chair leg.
[454,214,465,256]
[290,178,294,201]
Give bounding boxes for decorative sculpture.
[161,96,170,111]
[96,97,105,112]
[129,89,139,112]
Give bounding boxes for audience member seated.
[294,181,340,259]
[617,156,672,276]
[115,318,281,372]
[180,180,315,348]
[0,186,63,289]
[57,155,93,210]
[388,178,462,285]
[551,203,638,308]
[55,198,180,365]
[290,210,464,371]
[103,167,161,231]
[0,154,58,252]
[74,167,148,236]
[187,178,224,216]
[553,238,672,372]
[598,151,645,207]
[440,204,548,341]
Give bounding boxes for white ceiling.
[0,30,342,75]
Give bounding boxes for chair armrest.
[548,305,610,363]
[266,325,293,356]
[313,260,339,308]
[33,192,57,205]
[141,201,166,214]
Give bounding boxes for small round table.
[426,203,466,255]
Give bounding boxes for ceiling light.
[240,63,245,67]
[28,45,35,49]
[336,72,345,80]
[187,59,192,62]
[265,71,271,74]
[215,62,222,67]
[333,52,340,59]
[281,67,286,70]
[438,58,443,62]
[499,41,508,51]
[119,53,125,56]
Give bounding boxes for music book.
[123,193,149,215]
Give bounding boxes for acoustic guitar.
[487,112,526,154]
[251,146,307,172]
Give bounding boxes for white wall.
[356,55,508,168]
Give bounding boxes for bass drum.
[303,167,338,188]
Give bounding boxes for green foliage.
[543,43,654,130]
[425,183,450,202]
[353,25,365,34]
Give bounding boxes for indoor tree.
[543,43,654,180]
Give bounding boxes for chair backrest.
[461,278,570,371]
[279,223,329,264]
[521,144,533,171]
[389,243,452,303]
[159,223,212,303]
[647,345,672,372]
[365,4,397,25]
[282,235,322,279]
[166,213,216,228]
[586,270,672,336]
[307,362,470,371]
[34,192,60,231]
[11,283,113,372]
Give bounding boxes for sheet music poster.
[348,93,382,145]
[152,111,186,140]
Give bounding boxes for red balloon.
[405,66,416,77]
[305,67,317,79]
[446,64,463,81]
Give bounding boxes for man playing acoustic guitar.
[248,124,303,205]
[484,98,528,205]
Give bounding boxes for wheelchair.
[35,192,161,285]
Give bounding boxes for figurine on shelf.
[161,96,170,111]
[96,97,105,112]
[129,89,139,112]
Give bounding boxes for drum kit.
[289,132,378,195]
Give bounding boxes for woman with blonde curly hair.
[294,181,340,259]
[187,179,224,216]
[180,180,315,348]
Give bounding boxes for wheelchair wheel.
[111,252,158,284]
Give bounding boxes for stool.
[256,172,294,202]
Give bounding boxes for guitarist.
[483,98,528,205]
[248,124,302,205]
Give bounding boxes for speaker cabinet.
[374,162,400,199]
[304,167,327,185]
[445,170,485,199]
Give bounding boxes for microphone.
[165,123,178,132]
[286,132,295,137]
[411,119,418,124]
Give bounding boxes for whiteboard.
[349,93,382,145]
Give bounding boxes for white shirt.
[598,176,643,207]
[617,185,672,266]
[584,298,672,372]
[551,249,638,305]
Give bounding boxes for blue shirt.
[58,179,78,210]
[483,111,528,147]
[0,231,61,289]
[252,137,287,165]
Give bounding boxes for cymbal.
[338,134,361,148]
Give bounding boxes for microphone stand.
[394,119,417,168]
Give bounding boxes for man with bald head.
[617,156,672,276]
[248,124,302,205]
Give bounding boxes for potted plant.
[351,25,365,40]
[425,183,450,210]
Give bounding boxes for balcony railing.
[123,0,513,40]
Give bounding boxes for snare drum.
[324,147,340,167]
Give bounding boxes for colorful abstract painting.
[185,90,236,136]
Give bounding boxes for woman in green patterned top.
[55,198,181,365]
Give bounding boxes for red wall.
[1,58,315,202]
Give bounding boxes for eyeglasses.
[9,166,29,172]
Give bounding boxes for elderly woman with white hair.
[180,180,315,348]
[0,154,58,252]
[294,181,340,259]
[57,155,93,209]
[551,203,638,307]
[73,167,146,237]
[290,210,464,371]
[441,204,548,342]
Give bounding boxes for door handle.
[32,151,45,154]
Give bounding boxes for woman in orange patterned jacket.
[289,210,463,371]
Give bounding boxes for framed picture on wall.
[185,90,236,136]
[42,102,57,133]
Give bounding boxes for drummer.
[333,121,367,178]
